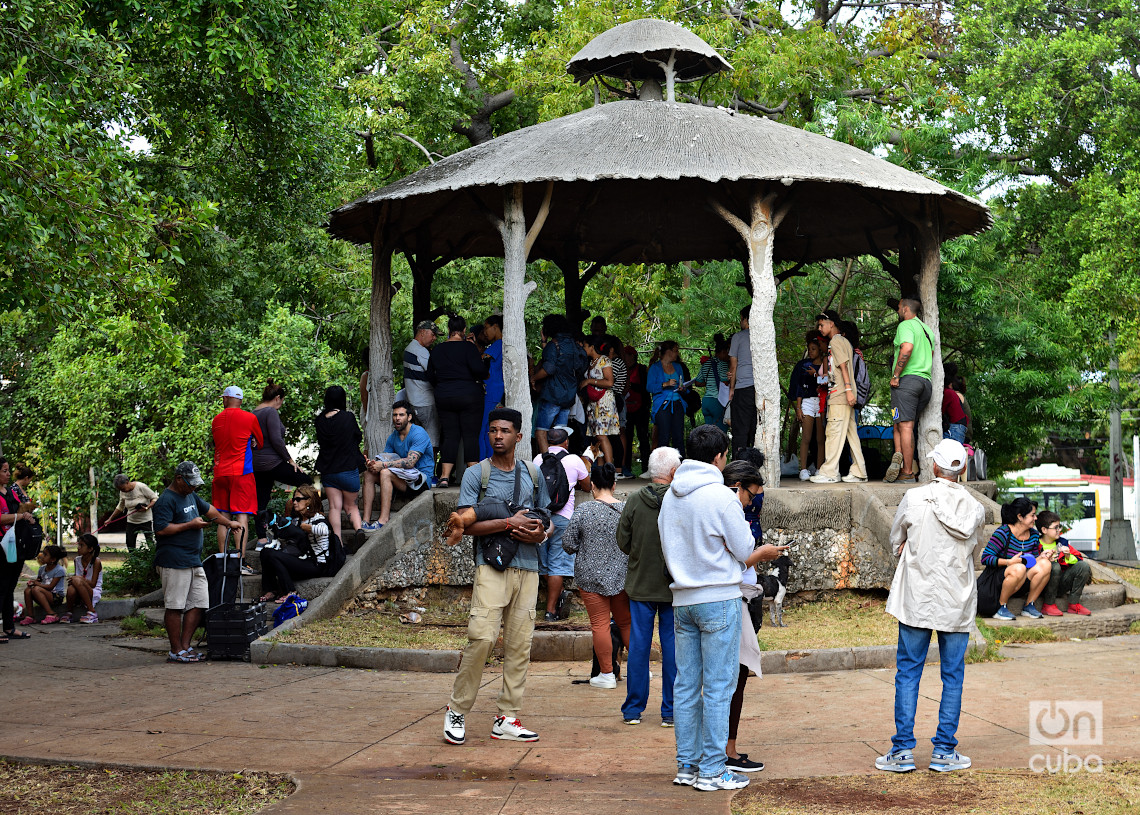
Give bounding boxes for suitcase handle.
[215,524,247,608]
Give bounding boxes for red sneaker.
[1040,604,1062,617]
[1065,603,1092,616]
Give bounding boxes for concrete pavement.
[1,624,1138,813]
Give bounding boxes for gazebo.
[329,19,991,484]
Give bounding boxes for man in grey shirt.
[404,320,441,450]
[443,408,551,747]
[112,474,158,551]
[728,305,755,450]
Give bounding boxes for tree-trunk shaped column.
[496,182,553,462]
[367,205,396,456]
[911,202,943,481]
[712,186,789,488]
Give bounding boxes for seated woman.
[1035,511,1093,617]
[258,484,331,603]
[980,497,1054,621]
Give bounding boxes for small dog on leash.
[750,554,792,629]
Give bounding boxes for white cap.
[927,438,968,472]
[222,385,244,400]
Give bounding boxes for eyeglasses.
[1045,524,1062,530]
[739,486,761,501]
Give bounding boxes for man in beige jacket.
[877,439,985,774]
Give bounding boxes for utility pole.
[1100,331,1135,559]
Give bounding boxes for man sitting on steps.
[361,401,434,530]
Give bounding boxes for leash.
[94,505,149,534]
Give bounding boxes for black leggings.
[260,548,323,597]
[254,463,313,540]
[654,401,687,457]
[1,560,24,633]
[438,390,483,466]
[728,663,750,741]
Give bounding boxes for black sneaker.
[543,611,558,622]
[725,754,765,773]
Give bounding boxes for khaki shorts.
[158,566,209,611]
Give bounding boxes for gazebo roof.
[566,18,732,84]
[329,101,991,265]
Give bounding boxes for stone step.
[984,602,1140,640]
[1003,582,1125,614]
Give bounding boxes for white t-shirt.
[534,446,589,520]
[729,329,753,388]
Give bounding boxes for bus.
[1004,464,1136,553]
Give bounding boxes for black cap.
[815,309,840,324]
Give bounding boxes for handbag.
[1,525,16,564]
[976,565,1004,618]
[585,385,605,402]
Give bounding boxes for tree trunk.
[367,211,395,457]
[712,187,787,488]
[499,184,539,461]
[559,258,586,331]
[912,204,943,482]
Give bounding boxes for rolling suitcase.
[204,528,267,661]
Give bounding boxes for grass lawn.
[0,761,291,814]
[273,610,471,650]
[756,594,897,651]
[731,761,1140,815]
[1107,564,1140,589]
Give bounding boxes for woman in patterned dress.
[581,336,619,467]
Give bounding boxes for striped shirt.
[402,339,433,405]
[980,524,1041,567]
[610,356,628,395]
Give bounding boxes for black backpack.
[323,530,347,577]
[852,349,871,411]
[14,518,44,561]
[539,450,572,512]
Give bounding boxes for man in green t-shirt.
[886,299,934,483]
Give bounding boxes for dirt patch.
[731,762,1140,815]
[0,760,292,814]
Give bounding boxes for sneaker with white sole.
[694,769,750,791]
[624,717,641,725]
[884,452,903,483]
[929,750,971,772]
[1021,602,1044,619]
[799,468,811,481]
[993,604,1015,621]
[875,750,916,772]
[491,715,539,742]
[80,612,99,624]
[809,474,840,484]
[841,474,868,483]
[589,672,617,689]
[443,706,465,745]
[672,764,697,786]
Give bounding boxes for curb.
[249,631,964,674]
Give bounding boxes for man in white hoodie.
[658,425,756,792]
[877,438,986,774]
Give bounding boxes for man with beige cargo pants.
[810,310,868,484]
[443,408,552,746]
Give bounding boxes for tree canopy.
[2,0,1136,524]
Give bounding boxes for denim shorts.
[321,469,361,493]
[535,400,571,432]
[539,515,574,576]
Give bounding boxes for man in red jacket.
[211,386,263,568]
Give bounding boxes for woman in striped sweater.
[980,497,1055,621]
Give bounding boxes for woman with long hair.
[0,458,36,640]
[314,386,365,549]
[581,335,619,466]
[647,341,688,456]
[252,379,312,547]
[258,484,332,603]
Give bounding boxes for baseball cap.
[175,461,205,487]
[548,426,573,445]
[815,310,840,324]
[222,385,244,400]
[927,439,968,472]
[415,320,442,335]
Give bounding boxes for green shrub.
[102,541,160,596]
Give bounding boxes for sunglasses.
[292,496,308,502]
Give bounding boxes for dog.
[750,554,792,629]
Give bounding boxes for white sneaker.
[491,715,539,742]
[841,474,868,483]
[808,474,840,484]
[799,469,811,481]
[589,672,617,689]
[443,706,465,745]
[694,769,750,791]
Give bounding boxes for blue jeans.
[673,599,741,777]
[622,600,675,721]
[535,400,571,432]
[538,515,574,577]
[892,622,969,755]
[944,423,967,444]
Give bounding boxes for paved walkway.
[1,625,1138,813]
